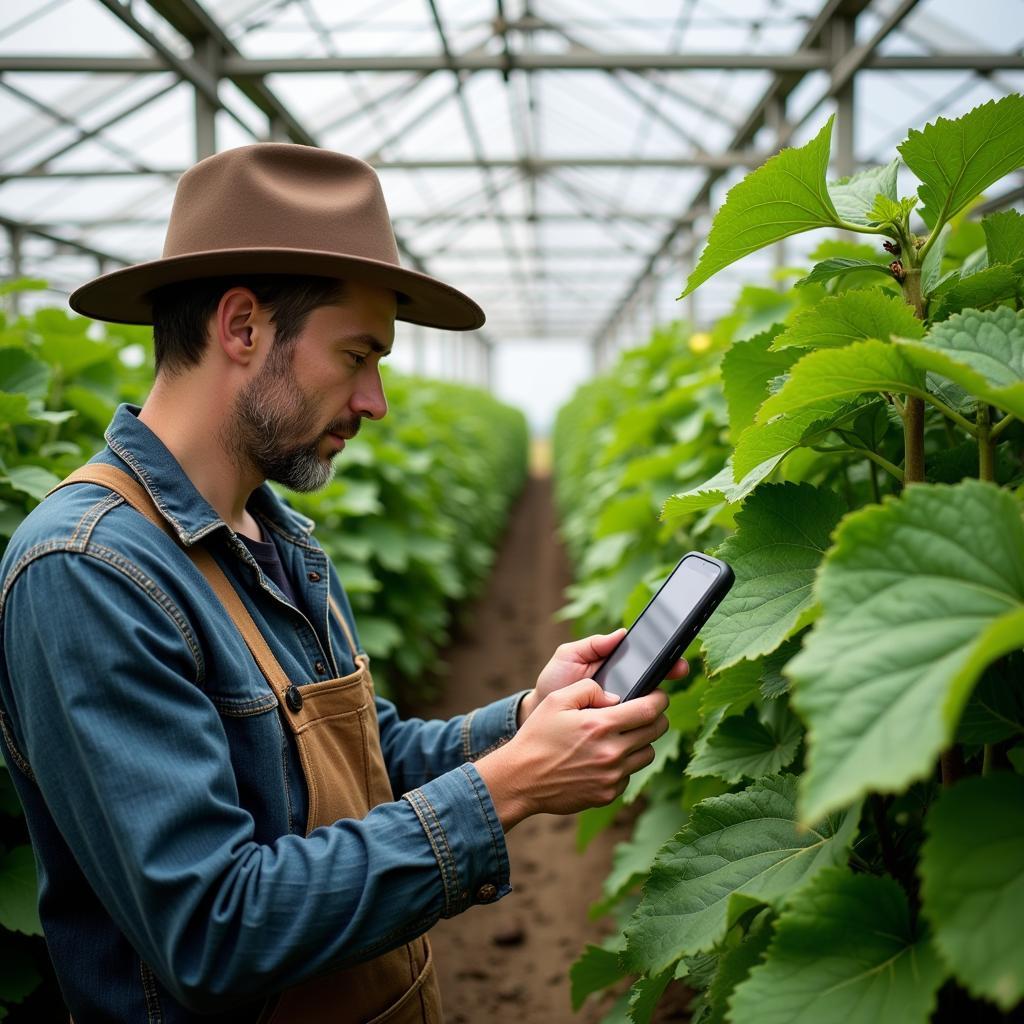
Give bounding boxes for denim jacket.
[0,404,521,1022]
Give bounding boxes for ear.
[214,288,269,366]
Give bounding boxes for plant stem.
[977,402,995,482]
[869,459,881,504]
[870,794,902,883]
[983,743,994,776]
[920,393,978,436]
[990,412,1015,441]
[941,747,965,788]
[902,397,926,484]
[814,446,904,483]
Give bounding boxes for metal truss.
[0,0,1020,386]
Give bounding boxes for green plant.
[561,96,1024,1022]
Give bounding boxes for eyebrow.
[343,333,392,357]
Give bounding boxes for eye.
[347,351,368,368]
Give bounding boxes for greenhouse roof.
[0,0,1022,386]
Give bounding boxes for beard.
[223,346,360,493]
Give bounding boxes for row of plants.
[0,286,528,1018]
[556,95,1024,1023]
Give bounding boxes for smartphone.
[592,552,734,702]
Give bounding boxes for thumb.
[555,678,620,710]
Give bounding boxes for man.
[0,145,679,1022]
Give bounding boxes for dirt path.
[408,472,629,1023]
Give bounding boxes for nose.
[352,367,388,421]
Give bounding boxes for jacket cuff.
[458,689,531,762]
[402,762,512,918]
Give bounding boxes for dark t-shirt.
[238,527,299,607]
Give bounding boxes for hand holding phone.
[592,552,733,701]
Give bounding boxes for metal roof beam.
[0,213,131,266]
[5,52,1022,73]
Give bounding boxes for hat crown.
[163,144,401,266]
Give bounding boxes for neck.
[138,369,264,541]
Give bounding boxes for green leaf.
[826,160,898,226]
[681,118,841,298]
[0,348,50,399]
[354,616,403,657]
[721,330,797,437]
[920,774,1024,1010]
[702,483,845,672]
[956,654,1024,744]
[755,339,924,424]
[920,223,951,297]
[622,729,682,805]
[598,798,689,912]
[896,306,1024,420]
[628,967,674,1024]
[795,257,892,288]
[660,456,782,524]
[729,869,946,1024]
[930,263,1022,323]
[570,944,628,1011]
[983,208,1024,265]
[686,703,802,783]
[622,775,860,975]
[0,465,62,502]
[899,95,1024,229]
[0,846,41,935]
[732,397,873,479]
[576,797,624,853]
[699,660,763,717]
[0,393,38,427]
[771,289,924,351]
[790,480,1024,823]
[703,914,773,1024]
[867,193,918,229]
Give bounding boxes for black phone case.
[592,551,734,702]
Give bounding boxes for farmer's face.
[230,281,395,492]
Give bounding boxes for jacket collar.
[102,403,316,547]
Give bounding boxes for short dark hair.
[149,274,347,375]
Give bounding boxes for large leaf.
[720,330,796,438]
[929,263,1022,323]
[983,208,1024,265]
[826,160,898,226]
[896,306,1024,420]
[0,846,41,935]
[570,944,628,1011]
[898,95,1024,228]
[920,773,1024,1010]
[790,480,1024,823]
[771,289,924,351]
[701,483,845,672]
[686,703,802,784]
[755,339,924,424]
[680,118,841,298]
[795,257,893,288]
[0,465,63,502]
[732,398,872,479]
[622,775,860,975]
[702,915,773,1024]
[0,348,50,399]
[660,456,782,524]
[729,870,946,1024]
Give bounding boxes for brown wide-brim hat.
[69,143,485,331]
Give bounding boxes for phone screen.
[595,555,722,700]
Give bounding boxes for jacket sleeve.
[0,551,512,1013]
[374,690,530,795]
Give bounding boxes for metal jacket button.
[285,685,304,712]
[476,883,497,902]
[307,571,321,582]
[314,660,326,674]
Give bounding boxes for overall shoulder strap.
[48,464,294,702]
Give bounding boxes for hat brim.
[68,248,486,331]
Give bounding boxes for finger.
[560,628,626,664]
[620,715,669,754]
[553,678,620,710]
[622,744,656,775]
[664,658,690,680]
[598,689,669,729]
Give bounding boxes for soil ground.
[408,469,691,1024]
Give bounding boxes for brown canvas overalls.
[55,464,443,1023]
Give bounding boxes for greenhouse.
[0,0,1021,1021]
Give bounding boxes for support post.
[193,36,220,160]
[8,226,23,317]
[831,17,856,178]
